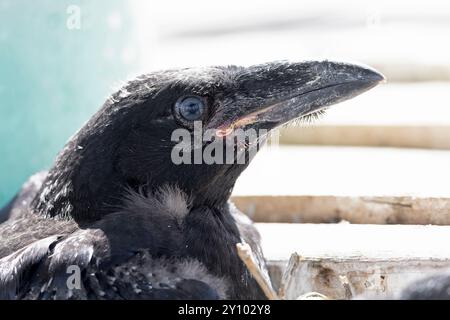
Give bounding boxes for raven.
[0,61,383,299]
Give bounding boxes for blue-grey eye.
[175,96,205,121]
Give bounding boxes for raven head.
[33,61,384,220]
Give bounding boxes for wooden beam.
[232,146,450,224]
[233,195,450,225]
[280,126,450,150]
[257,223,450,299]
[279,83,450,149]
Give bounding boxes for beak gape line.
[170,121,278,165]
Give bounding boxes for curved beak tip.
[357,64,387,85]
[370,69,387,84]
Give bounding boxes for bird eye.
[175,96,206,122]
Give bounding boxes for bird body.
[0,61,383,299]
[0,174,266,299]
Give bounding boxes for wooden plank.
[232,146,450,224]
[233,146,450,198]
[233,195,450,225]
[257,223,450,299]
[280,126,450,150]
[279,83,450,149]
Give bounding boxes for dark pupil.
[180,98,203,120]
[186,103,198,114]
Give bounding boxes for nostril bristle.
[283,108,328,128]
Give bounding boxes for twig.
[236,242,280,300]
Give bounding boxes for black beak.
[209,60,385,134]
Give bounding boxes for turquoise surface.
[0,0,139,207]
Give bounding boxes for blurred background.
[1,0,450,208]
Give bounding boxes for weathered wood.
[257,223,450,299]
[233,195,450,225]
[232,146,450,224]
[234,147,450,198]
[280,126,450,150]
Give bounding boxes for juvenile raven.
[0,61,383,299]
